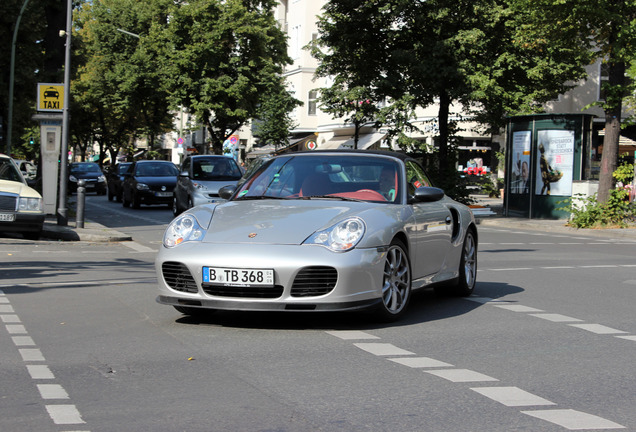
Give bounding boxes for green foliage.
[558,191,635,228]
[613,162,635,184]
[253,78,301,148]
[167,0,292,154]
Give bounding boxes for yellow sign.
[37,83,64,112]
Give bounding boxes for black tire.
[132,192,141,209]
[438,229,477,297]
[173,305,214,317]
[172,196,182,216]
[375,239,411,322]
[122,191,130,208]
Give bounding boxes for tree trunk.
[437,90,450,177]
[597,60,625,203]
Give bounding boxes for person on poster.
[539,144,552,195]
[520,161,529,194]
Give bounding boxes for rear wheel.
[375,239,411,321]
[437,229,477,297]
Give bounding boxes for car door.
[405,160,452,279]
[122,162,137,202]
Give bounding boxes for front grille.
[291,266,338,297]
[150,185,175,192]
[0,194,18,211]
[162,261,198,293]
[202,284,284,298]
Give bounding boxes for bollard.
[76,179,86,228]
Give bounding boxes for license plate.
[203,267,274,287]
[155,192,172,197]
[0,213,16,222]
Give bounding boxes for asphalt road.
[0,194,635,431]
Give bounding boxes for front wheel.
[375,239,411,321]
[172,196,182,216]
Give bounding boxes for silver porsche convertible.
[155,150,477,321]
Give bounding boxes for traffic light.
[29,137,34,145]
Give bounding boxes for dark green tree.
[166,0,292,154]
[252,77,301,148]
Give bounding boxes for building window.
[308,90,318,115]
[289,25,301,60]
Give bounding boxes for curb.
[41,220,132,242]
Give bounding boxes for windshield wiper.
[234,195,286,201]
[298,195,365,202]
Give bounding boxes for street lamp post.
[57,0,72,226]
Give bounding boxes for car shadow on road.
[173,281,524,330]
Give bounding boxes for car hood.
[135,176,177,186]
[0,179,42,199]
[202,199,403,245]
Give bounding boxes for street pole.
[57,0,72,226]
[6,0,32,156]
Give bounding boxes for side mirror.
[410,186,445,203]
[218,184,237,200]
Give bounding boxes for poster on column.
[535,130,574,196]
[511,131,531,194]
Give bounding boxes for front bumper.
[155,243,386,312]
[0,212,45,233]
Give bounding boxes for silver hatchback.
[173,155,242,216]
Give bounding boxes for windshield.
[0,158,23,183]
[71,163,102,174]
[135,162,178,177]
[192,157,242,181]
[234,154,401,203]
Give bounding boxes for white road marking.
[1,314,21,323]
[530,313,583,323]
[0,296,9,303]
[425,368,498,382]
[493,304,544,313]
[45,405,85,425]
[568,323,629,335]
[353,343,414,356]
[387,357,453,368]
[615,335,636,341]
[27,365,55,379]
[6,324,27,334]
[325,330,380,340]
[12,335,35,346]
[38,384,70,399]
[0,304,15,313]
[122,241,156,253]
[19,348,45,361]
[471,386,556,407]
[521,409,625,430]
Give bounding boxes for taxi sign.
[37,83,64,112]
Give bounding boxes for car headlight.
[69,175,77,182]
[98,175,106,182]
[304,217,365,252]
[163,214,206,248]
[18,197,43,212]
[136,183,150,191]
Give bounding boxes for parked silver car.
[156,150,478,322]
[172,155,242,216]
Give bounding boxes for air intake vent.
[291,266,338,297]
[162,261,198,293]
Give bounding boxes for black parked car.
[107,162,132,202]
[122,160,179,208]
[68,162,107,195]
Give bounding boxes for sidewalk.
[470,194,636,240]
[41,217,132,242]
